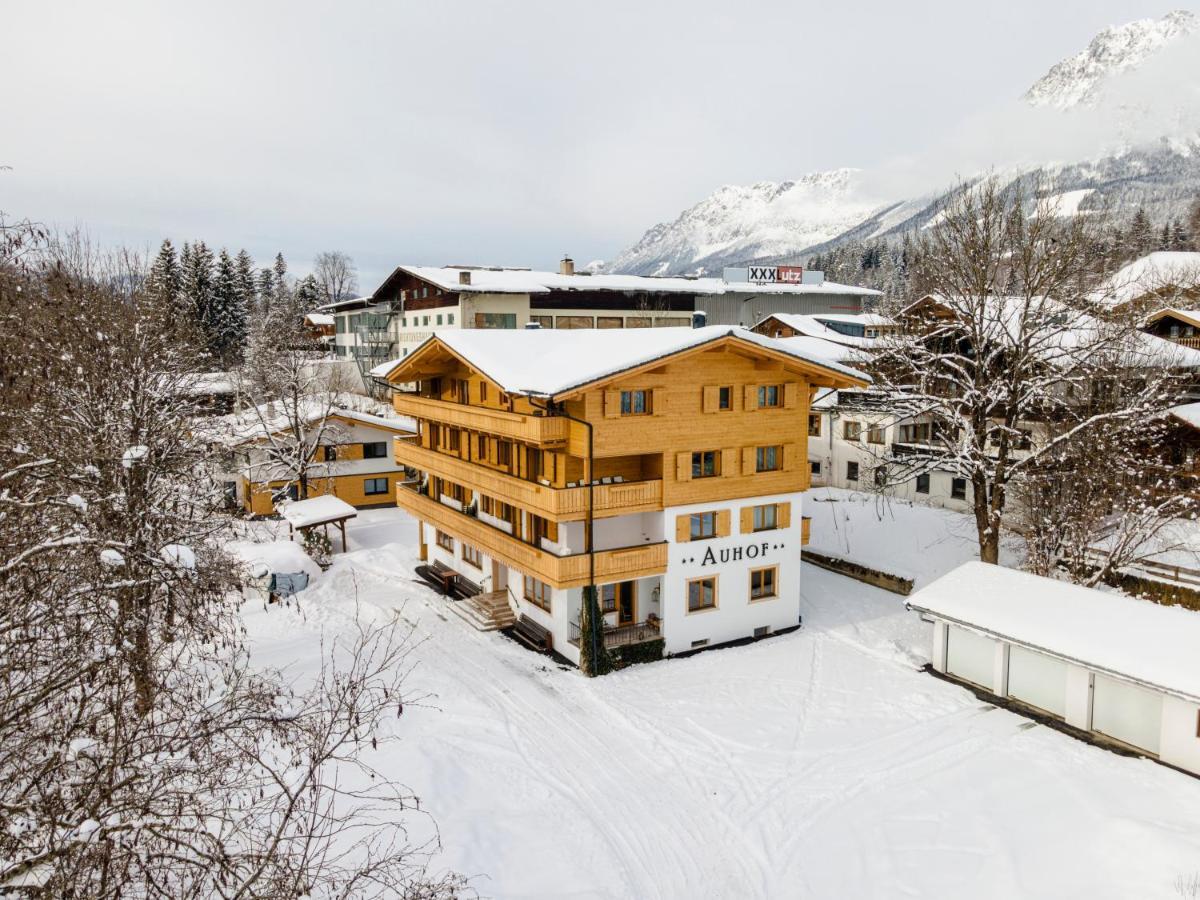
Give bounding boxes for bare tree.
[313,251,359,305]
[0,239,466,897]
[870,177,1191,564]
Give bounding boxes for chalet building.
[325,260,881,383]
[752,311,898,343]
[204,404,416,515]
[372,325,868,666]
[911,562,1200,776]
[1144,308,1200,349]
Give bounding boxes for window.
[436,314,443,325]
[758,384,781,408]
[951,478,967,500]
[867,425,885,445]
[756,445,781,472]
[692,450,720,478]
[690,511,717,540]
[687,576,717,612]
[620,390,650,415]
[916,473,930,494]
[448,313,455,325]
[363,441,387,459]
[899,423,931,444]
[529,315,553,329]
[436,530,454,552]
[750,566,778,600]
[556,315,594,329]
[600,584,617,613]
[475,312,517,329]
[422,315,430,326]
[448,429,460,453]
[477,434,489,459]
[523,575,551,612]
[364,477,388,496]
[808,415,821,437]
[323,445,337,462]
[810,460,821,475]
[462,543,482,568]
[454,379,469,403]
[691,639,709,649]
[843,420,861,441]
[752,504,778,532]
[718,386,732,410]
[497,441,512,467]
[597,316,623,328]
[846,461,859,481]
[479,382,488,403]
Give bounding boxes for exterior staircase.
[448,589,517,631]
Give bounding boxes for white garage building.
[908,562,1200,775]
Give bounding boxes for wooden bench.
[511,615,553,653]
[416,562,458,596]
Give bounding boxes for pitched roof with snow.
[1095,252,1200,308]
[908,561,1200,702]
[373,325,871,397]
[278,495,358,528]
[380,264,882,299]
[201,401,415,447]
[758,312,884,349]
[774,335,868,365]
[1168,401,1200,430]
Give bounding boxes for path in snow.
[242,509,1200,899]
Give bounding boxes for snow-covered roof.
[907,561,1200,702]
[908,294,1200,369]
[372,325,871,397]
[811,312,895,327]
[774,335,868,365]
[1094,252,1200,308]
[1145,307,1200,329]
[316,295,378,312]
[178,372,236,396]
[759,312,883,349]
[227,539,321,580]
[305,313,335,326]
[278,495,358,528]
[1168,401,1200,430]
[385,264,882,298]
[201,400,415,448]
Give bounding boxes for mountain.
[608,11,1200,278]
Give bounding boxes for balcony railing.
[392,393,569,445]
[393,438,663,521]
[568,619,662,649]
[398,484,667,589]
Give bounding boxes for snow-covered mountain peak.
[1024,9,1197,109]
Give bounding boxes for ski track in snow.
[243,509,1200,899]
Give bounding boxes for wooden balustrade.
[392,393,569,445]
[393,438,662,521]
[397,485,667,589]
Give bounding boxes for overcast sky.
[2,1,1187,290]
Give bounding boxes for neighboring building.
[326,260,881,377]
[373,325,869,666]
[203,403,415,515]
[752,311,897,343]
[910,562,1200,776]
[1094,251,1200,315]
[303,312,336,349]
[1143,307,1200,349]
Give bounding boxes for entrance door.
[617,581,636,626]
[491,560,508,594]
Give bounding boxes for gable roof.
[201,401,416,448]
[908,561,1200,702]
[756,312,884,349]
[372,325,870,399]
[1145,307,1200,330]
[1095,252,1200,308]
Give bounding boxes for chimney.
[524,321,542,329]
[692,310,707,329]
[559,256,575,277]
[458,270,472,285]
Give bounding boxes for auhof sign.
[679,538,788,569]
[723,265,805,286]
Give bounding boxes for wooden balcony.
[393,438,663,521]
[398,485,667,590]
[392,393,569,445]
[801,516,811,546]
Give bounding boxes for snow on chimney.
[559,256,575,276]
[459,270,472,285]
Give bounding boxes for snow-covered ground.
[241,506,1200,899]
[803,486,1025,588]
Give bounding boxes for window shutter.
[778,502,791,528]
[784,382,798,409]
[721,447,737,477]
[740,506,754,533]
[652,387,665,416]
[744,384,757,409]
[604,391,621,418]
[742,446,755,474]
[783,442,796,471]
[716,509,731,537]
[675,514,691,543]
[675,451,692,482]
[703,385,719,412]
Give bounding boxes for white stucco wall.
[659,492,802,656]
[1160,696,1200,774]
